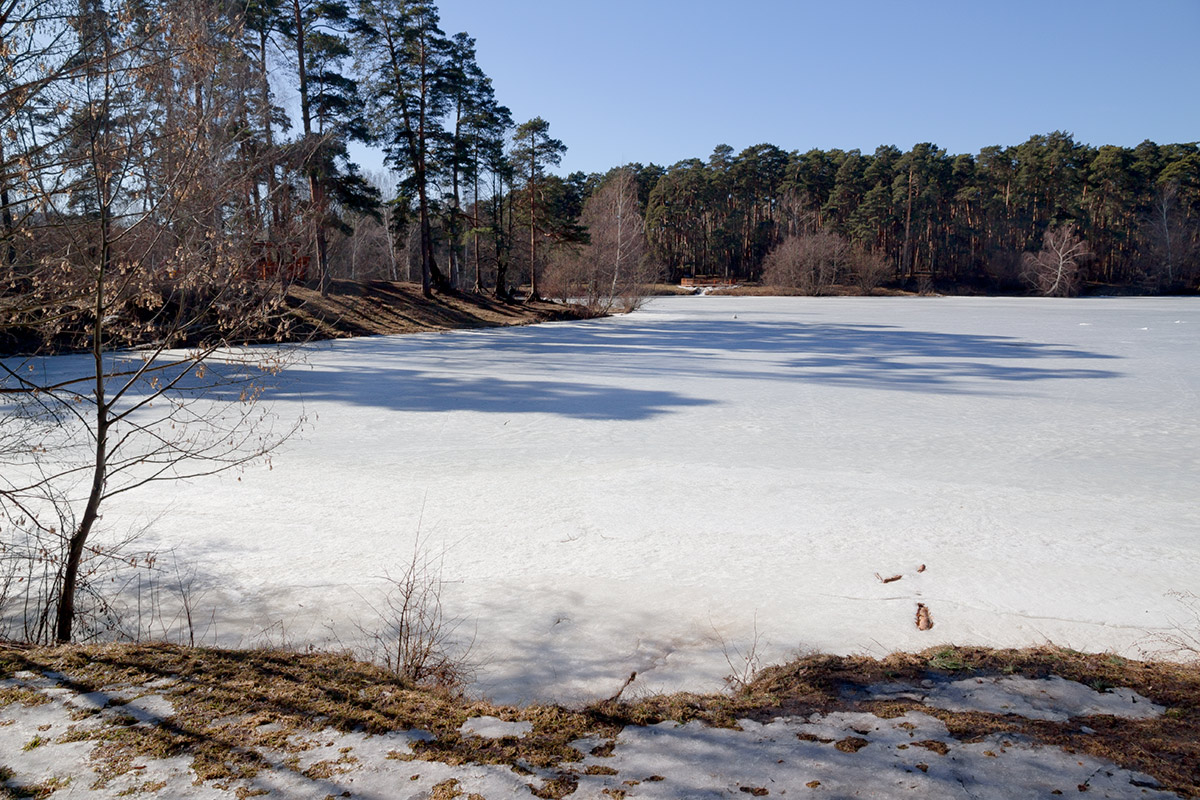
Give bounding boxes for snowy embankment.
[47,297,1200,703]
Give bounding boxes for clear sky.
[419,0,1199,176]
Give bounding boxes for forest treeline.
[638,135,1200,295]
[2,0,1198,359]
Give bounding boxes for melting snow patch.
[871,675,1164,721]
[65,691,111,711]
[112,693,176,725]
[459,715,533,739]
[569,710,1177,799]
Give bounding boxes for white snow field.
[59,297,1200,703]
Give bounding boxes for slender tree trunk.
[57,114,115,642]
[384,205,398,280]
[494,173,510,299]
[0,138,15,266]
[259,30,280,235]
[527,141,538,301]
[292,0,328,293]
[472,153,482,292]
[902,166,914,279]
[418,177,433,297]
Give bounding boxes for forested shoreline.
[639,135,1200,296]
[3,0,1199,358]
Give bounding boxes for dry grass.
[0,643,1197,796]
[706,283,916,297]
[283,280,595,342]
[642,284,699,296]
[742,646,1200,796]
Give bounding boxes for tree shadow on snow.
[444,317,1124,394]
[251,316,1125,414]
[262,365,714,421]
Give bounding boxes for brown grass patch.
[284,280,594,342]
[0,643,1196,796]
[706,283,915,297]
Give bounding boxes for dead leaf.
[916,603,934,631]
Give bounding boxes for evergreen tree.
[511,116,567,300]
[356,0,450,297]
[288,0,378,292]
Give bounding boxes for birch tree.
[1022,223,1089,297]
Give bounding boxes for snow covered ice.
[29,296,1200,704]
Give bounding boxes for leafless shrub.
[363,544,474,691]
[0,500,219,646]
[1148,591,1200,662]
[712,614,764,693]
[762,230,848,295]
[545,169,659,313]
[1138,182,1199,291]
[0,504,168,645]
[849,245,891,292]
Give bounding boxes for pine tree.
[357,0,450,298]
[511,117,566,301]
[289,0,378,293]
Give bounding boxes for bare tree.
[547,169,656,312]
[849,245,891,293]
[1140,182,1197,290]
[762,230,848,295]
[1,0,304,643]
[1022,223,1090,297]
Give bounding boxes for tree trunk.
[901,166,914,279]
[259,30,281,235]
[527,142,539,301]
[58,125,114,642]
[0,138,15,266]
[292,0,329,294]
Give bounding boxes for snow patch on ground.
[0,669,1181,798]
[869,675,1164,721]
[569,711,1173,799]
[459,716,533,739]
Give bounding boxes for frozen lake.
[102,296,1199,703]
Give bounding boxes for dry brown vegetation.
[707,283,917,297]
[0,643,1196,796]
[283,280,596,341]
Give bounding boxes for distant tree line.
[637,135,1200,295]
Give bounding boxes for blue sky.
[362,0,1200,176]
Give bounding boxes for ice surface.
[13,296,1200,704]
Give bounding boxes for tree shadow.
[267,315,1124,408]
[264,365,715,421]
